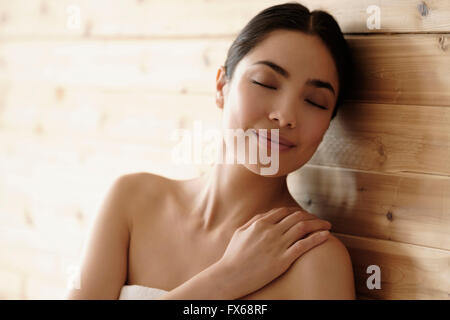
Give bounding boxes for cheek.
[224,80,266,128]
[235,81,267,122]
[302,121,329,147]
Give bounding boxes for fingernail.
[320,230,330,236]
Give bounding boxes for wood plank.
[0,244,63,281]
[347,35,450,106]
[0,129,205,212]
[334,232,450,300]
[0,225,85,259]
[288,165,450,251]
[313,102,450,176]
[2,82,449,176]
[0,39,230,95]
[0,86,222,142]
[0,129,208,232]
[0,35,448,105]
[0,268,24,299]
[25,274,68,300]
[0,0,449,38]
[2,127,449,251]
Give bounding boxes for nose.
[268,109,296,129]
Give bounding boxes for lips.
[254,130,296,147]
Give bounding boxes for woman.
[66,2,355,300]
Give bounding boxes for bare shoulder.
[121,171,180,219]
[120,171,176,199]
[125,171,173,195]
[242,234,356,300]
[119,171,172,190]
[65,172,170,299]
[97,172,174,228]
[282,233,355,299]
[65,171,176,299]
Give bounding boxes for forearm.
[156,261,238,300]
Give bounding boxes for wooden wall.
[0,0,448,299]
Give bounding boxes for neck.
[187,163,293,236]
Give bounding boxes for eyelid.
[305,99,328,110]
[251,80,277,90]
[252,79,328,110]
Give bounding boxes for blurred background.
[0,0,449,299]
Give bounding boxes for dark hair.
[223,2,354,121]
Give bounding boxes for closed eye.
[305,99,328,110]
[252,80,327,110]
[251,80,277,90]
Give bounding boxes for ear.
[215,65,228,110]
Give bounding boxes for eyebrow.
[252,60,336,96]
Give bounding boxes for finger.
[260,207,304,224]
[238,206,313,230]
[238,213,264,230]
[239,207,287,230]
[276,212,331,234]
[282,219,332,247]
[283,230,330,263]
[238,208,279,230]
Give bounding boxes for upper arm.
[65,173,140,299]
[242,234,356,300]
[281,234,356,299]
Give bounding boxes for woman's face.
[215,29,339,176]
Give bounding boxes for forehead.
[238,29,339,93]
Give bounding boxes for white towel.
[118,285,168,300]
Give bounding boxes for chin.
[243,162,292,177]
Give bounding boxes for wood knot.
[377,143,385,157]
[84,20,93,37]
[417,1,429,17]
[0,12,8,24]
[438,36,448,52]
[139,63,148,74]
[202,51,210,67]
[98,112,108,128]
[23,208,34,227]
[177,117,188,129]
[55,86,65,102]
[78,151,87,163]
[386,211,393,221]
[34,123,44,135]
[75,209,84,223]
[40,1,48,15]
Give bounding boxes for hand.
[217,207,332,298]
